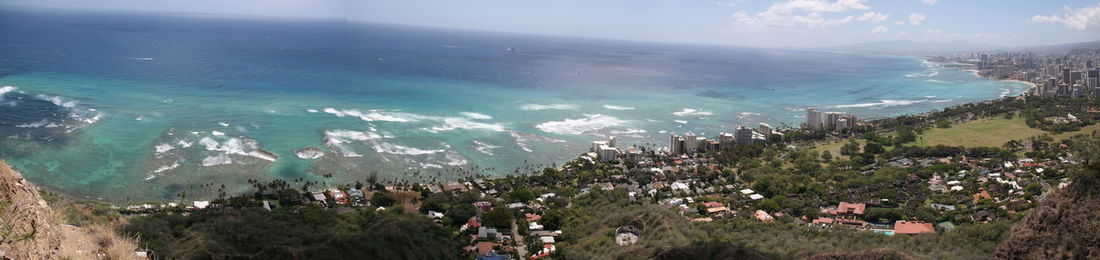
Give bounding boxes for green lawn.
[811,114,1099,155]
[811,139,865,160]
[914,115,1045,148]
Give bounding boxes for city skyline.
[4,0,1100,48]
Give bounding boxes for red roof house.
[894,221,936,234]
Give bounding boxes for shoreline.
[963,68,1037,95]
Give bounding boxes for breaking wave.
[323,108,415,122]
[672,108,714,117]
[460,112,493,120]
[520,104,576,111]
[832,98,952,109]
[603,104,635,110]
[535,114,628,135]
[372,142,444,155]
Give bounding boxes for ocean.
[0,9,1030,202]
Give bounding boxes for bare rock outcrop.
[0,161,64,259]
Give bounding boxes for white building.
[682,133,699,153]
[806,108,822,131]
[734,126,754,144]
[669,134,684,155]
[757,123,773,136]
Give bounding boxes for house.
[443,181,468,192]
[310,192,327,204]
[973,189,992,203]
[467,217,482,229]
[475,242,496,257]
[888,158,914,167]
[477,227,500,240]
[706,206,729,216]
[473,201,493,212]
[539,236,555,244]
[526,213,542,222]
[426,184,443,194]
[328,189,349,204]
[529,222,544,230]
[836,202,866,216]
[427,211,444,219]
[531,230,561,237]
[347,189,365,202]
[702,201,724,208]
[505,202,526,209]
[748,209,774,221]
[670,182,690,191]
[894,221,935,234]
[748,194,764,200]
[930,203,956,211]
[811,217,834,226]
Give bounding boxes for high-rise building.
[1063,68,1072,84]
[1073,84,1087,98]
[1057,83,1071,97]
[1043,77,1057,97]
[757,123,773,137]
[668,134,684,156]
[683,133,699,153]
[1071,71,1084,85]
[1088,69,1099,90]
[734,126,754,144]
[805,108,822,131]
[718,133,734,147]
[825,112,842,129]
[597,145,619,162]
[840,113,858,130]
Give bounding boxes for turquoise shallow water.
[0,9,1030,202]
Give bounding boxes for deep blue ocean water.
[0,9,1029,201]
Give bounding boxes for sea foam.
[535,114,627,135]
[672,108,714,117]
[520,104,576,111]
[603,105,635,110]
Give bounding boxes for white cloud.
[1030,3,1100,30]
[922,29,942,33]
[894,21,906,25]
[871,25,889,33]
[921,0,938,5]
[732,0,872,28]
[856,11,889,22]
[909,12,927,25]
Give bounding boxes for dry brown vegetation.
[0,160,140,260]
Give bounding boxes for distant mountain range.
[827,40,1100,55]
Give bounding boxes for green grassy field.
[811,139,866,160]
[810,114,1100,156]
[914,115,1046,148]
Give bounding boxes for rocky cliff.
[0,161,139,259]
[0,160,66,259]
[994,183,1100,259]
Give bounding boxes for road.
[512,219,527,258]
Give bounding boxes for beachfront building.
[669,134,685,156]
[683,133,699,153]
[734,126,754,145]
[593,137,619,162]
[757,123,773,137]
[718,133,735,148]
[805,108,822,131]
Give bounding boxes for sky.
[5,0,1100,48]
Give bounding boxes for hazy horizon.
[3,0,1100,49]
